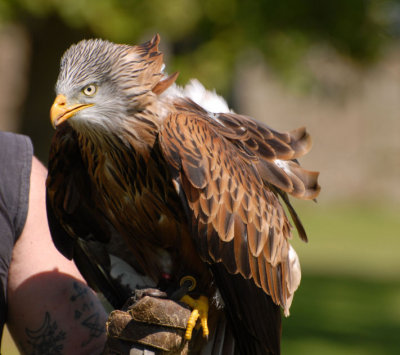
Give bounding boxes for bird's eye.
[82,84,97,97]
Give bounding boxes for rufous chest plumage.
[77,133,208,287]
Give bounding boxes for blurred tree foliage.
[0,0,397,94]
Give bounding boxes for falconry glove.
[102,292,191,355]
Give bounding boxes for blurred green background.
[1,0,399,354]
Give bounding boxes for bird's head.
[50,35,178,137]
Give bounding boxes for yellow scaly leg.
[180,294,209,340]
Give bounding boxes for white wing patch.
[284,245,301,316]
[164,79,231,114]
[183,79,231,114]
[274,159,291,173]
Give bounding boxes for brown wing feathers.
[160,112,296,311]
[174,98,320,200]
[219,113,320,200]
[159,101,320,354]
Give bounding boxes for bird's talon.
[181,295,209,340]
[201,316,209,338]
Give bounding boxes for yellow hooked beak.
[50,94,93,128]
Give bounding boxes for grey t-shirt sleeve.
[0,131,33,333]
[0,131,33,241]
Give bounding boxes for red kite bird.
[46,35,320,354]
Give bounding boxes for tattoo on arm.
[25,312,66,355]
[24,282,104,353]
[70,281,105,347]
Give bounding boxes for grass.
[282,275,400,354]
[3,201,400,353]
[290,200,400,279]
[281,200,400,354]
